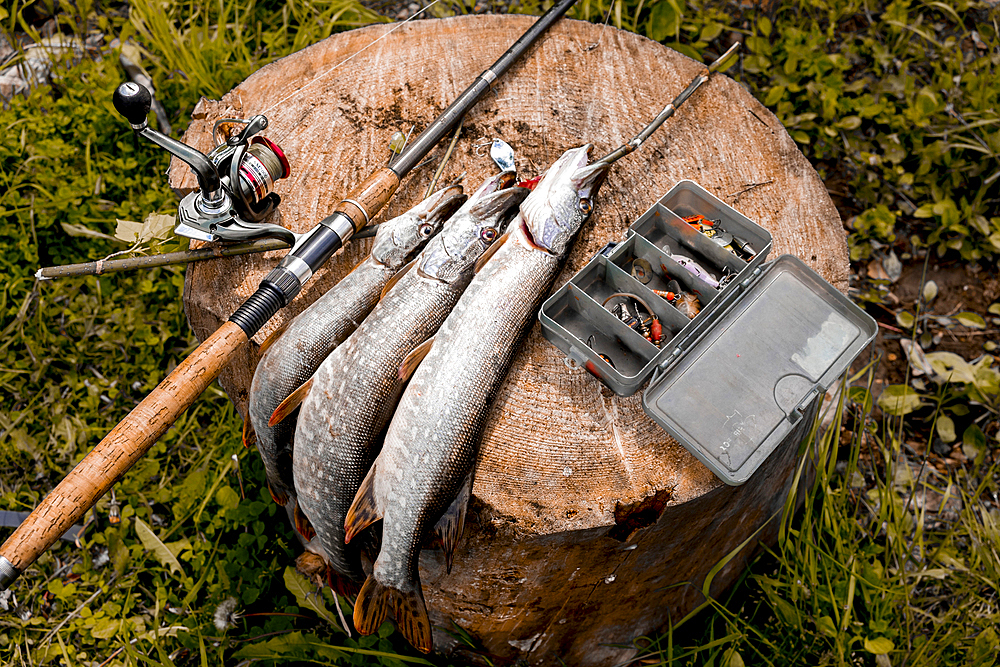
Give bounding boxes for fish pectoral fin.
[268,377,314,427]
[379,257,417,301]
[432,471,474,574]
[293,503,316,541]
[327,569,362,599]
[344,466,383,544]
[257,321,289,356]
[473,229,511,274]
[267,480,289,506]
[398,336,435,381]
[242,418,256,449]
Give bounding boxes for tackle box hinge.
[740,266,762,289]
[657,346,683,372]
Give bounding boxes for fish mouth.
[422,185,467,222]
[463,170,517,209]
[469,184,530,221]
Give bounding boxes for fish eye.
[418,223,435,237]
[579,198,593,214]
[480,227,498,243]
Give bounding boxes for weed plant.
[1,0,998,664]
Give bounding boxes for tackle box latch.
[789,387,821,424]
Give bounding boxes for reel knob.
[113,82,152,126]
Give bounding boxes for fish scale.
[291,173,527,594]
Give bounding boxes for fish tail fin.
[242,418,256,449]
[392,581,433,653]
[293,503,316,541]
[354,576,433,653]
[353,576,391,636]
[432,472,473,574]
[327,568,361,599]
[269,377,313,427]
[344,465,382,544]
[267,480,288,506]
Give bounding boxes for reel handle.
[112,81,151,126]
[113,82,225,203]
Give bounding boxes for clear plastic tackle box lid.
[641,253,877,485]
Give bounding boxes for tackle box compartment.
[539,180,877,485]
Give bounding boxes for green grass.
[1,0,998,664]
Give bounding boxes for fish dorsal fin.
[432,471,473,574]
[398,336,435,381]
[379,258,417,301]
[474,229,511,274]
[242,417,256,449]
[257,321,289,356]
[268,377,313,427]
[344,464,383,544]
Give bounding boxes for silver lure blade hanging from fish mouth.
[489,139,516,172]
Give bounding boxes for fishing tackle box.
[538,180,877,485]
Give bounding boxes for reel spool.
[113,82,295,244]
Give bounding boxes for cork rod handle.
[0,321,248,588]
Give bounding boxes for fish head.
[418,171,528,282]
[370,185,466,269]
[519,145,610,257]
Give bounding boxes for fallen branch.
[36,239,291,279]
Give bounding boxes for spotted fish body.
[246,186,465,521]
[347,146,609,652]
[291,172,527,595]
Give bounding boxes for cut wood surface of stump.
[174,15,847,666]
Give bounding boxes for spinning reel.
[113,82,294,244]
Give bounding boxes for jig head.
[113,82,293,244]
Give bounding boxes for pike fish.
[346,146,609,652]
[246,185,466,535]
[290,171,528,596]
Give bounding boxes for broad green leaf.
[864,636,895,654]
[815,615,837,637]
[724,648,746,667]
[936,415,956,443]
[973,627,999,664]
[115,213,175,244]
[896,311,914,328]
[954,312,986,329]
[922,280,938,302]
[90,616,121,640]
[878,385,924,416]
[972,361,1000,396]
[114,219,146,243]
[134,517,183,575]
[771,596,801,629]
[963,424,986,460]
[215,485,240,511]
[988,302,1000,316]
[283,566,336,626]
[925,352,976,384]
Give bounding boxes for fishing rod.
[0,0,579,591]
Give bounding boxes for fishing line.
[259,0,446,119]
[585,0,616,52]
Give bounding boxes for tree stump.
[173,15,847,665]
